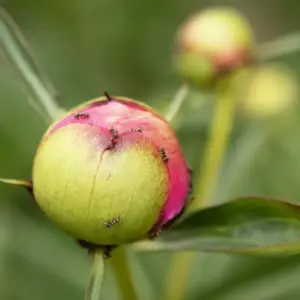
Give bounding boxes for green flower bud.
[174,7,255,87]
[241,64,298,118]
[32,96,191,246]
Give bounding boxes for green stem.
[165,84,190,122]
[163,251,194,300]
[258,32,300,61]
[85,250,106,300]
[109,248,138,300]
[0,7,62,122]
[164,74,243,300]
[189,83,238,211]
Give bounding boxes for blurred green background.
[1,0,300,299]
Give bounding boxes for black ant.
[109,127,119,139]
[188,168,193,193]
[74,112,89,120]
[105,216,121,228]
[130,128,142,133]
[106,127,119,150]
[159,147,169,163]
[107,138,117,150]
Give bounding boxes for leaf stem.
[258,32,300,60]
[85,249,106,300]
[0,7,62,122]
[164,74,243,300]
[165,84,190,122]
[109,248,138,300]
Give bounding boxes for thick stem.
[0,7,62,122]
[165,84,190,122]
[85,250,106,300]
[189,83,238,211]
[109,248,138,300]
[163,252,194,300]
[164,74,243,300]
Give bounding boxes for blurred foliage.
[1,0,300,300]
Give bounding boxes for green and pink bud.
[32,96,191,246]
[174,7,255,87]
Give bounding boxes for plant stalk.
[164,74,243,300]
[109,248,138,300]
[189,83,239,211]
[85,250,106,300]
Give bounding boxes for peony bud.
[32,96,191,246]
[174,7,255,87]
[241,64,298,118]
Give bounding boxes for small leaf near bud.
[0,178,33,196]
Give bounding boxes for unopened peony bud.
[241,64,298,118]
[32,96,191,246]
[174,7,255,87]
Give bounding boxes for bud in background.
[174,7,255,88]
[241,63,298,118]
[32,96,191,246]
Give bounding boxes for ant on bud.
[103,245,117,258]
[105,216,121,228]
[109,127,119,139]
[107,138,117,150]
[150,230,161,239]
[74,112,89,120]
[130,128,142,133]
[159,147,169,163]
[76,240,116,258]
[187,167,193,193]
[107,127,119,150]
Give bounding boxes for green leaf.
[132,196,300,255]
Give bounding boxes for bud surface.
[32,97,190,245]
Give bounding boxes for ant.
[107,138,117,150]
[74,112,89,120]
[130,128,142,133]
[105,216,121,228]
[159,147,169,163]
[106,127,119,150]
[109,127,119,139]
